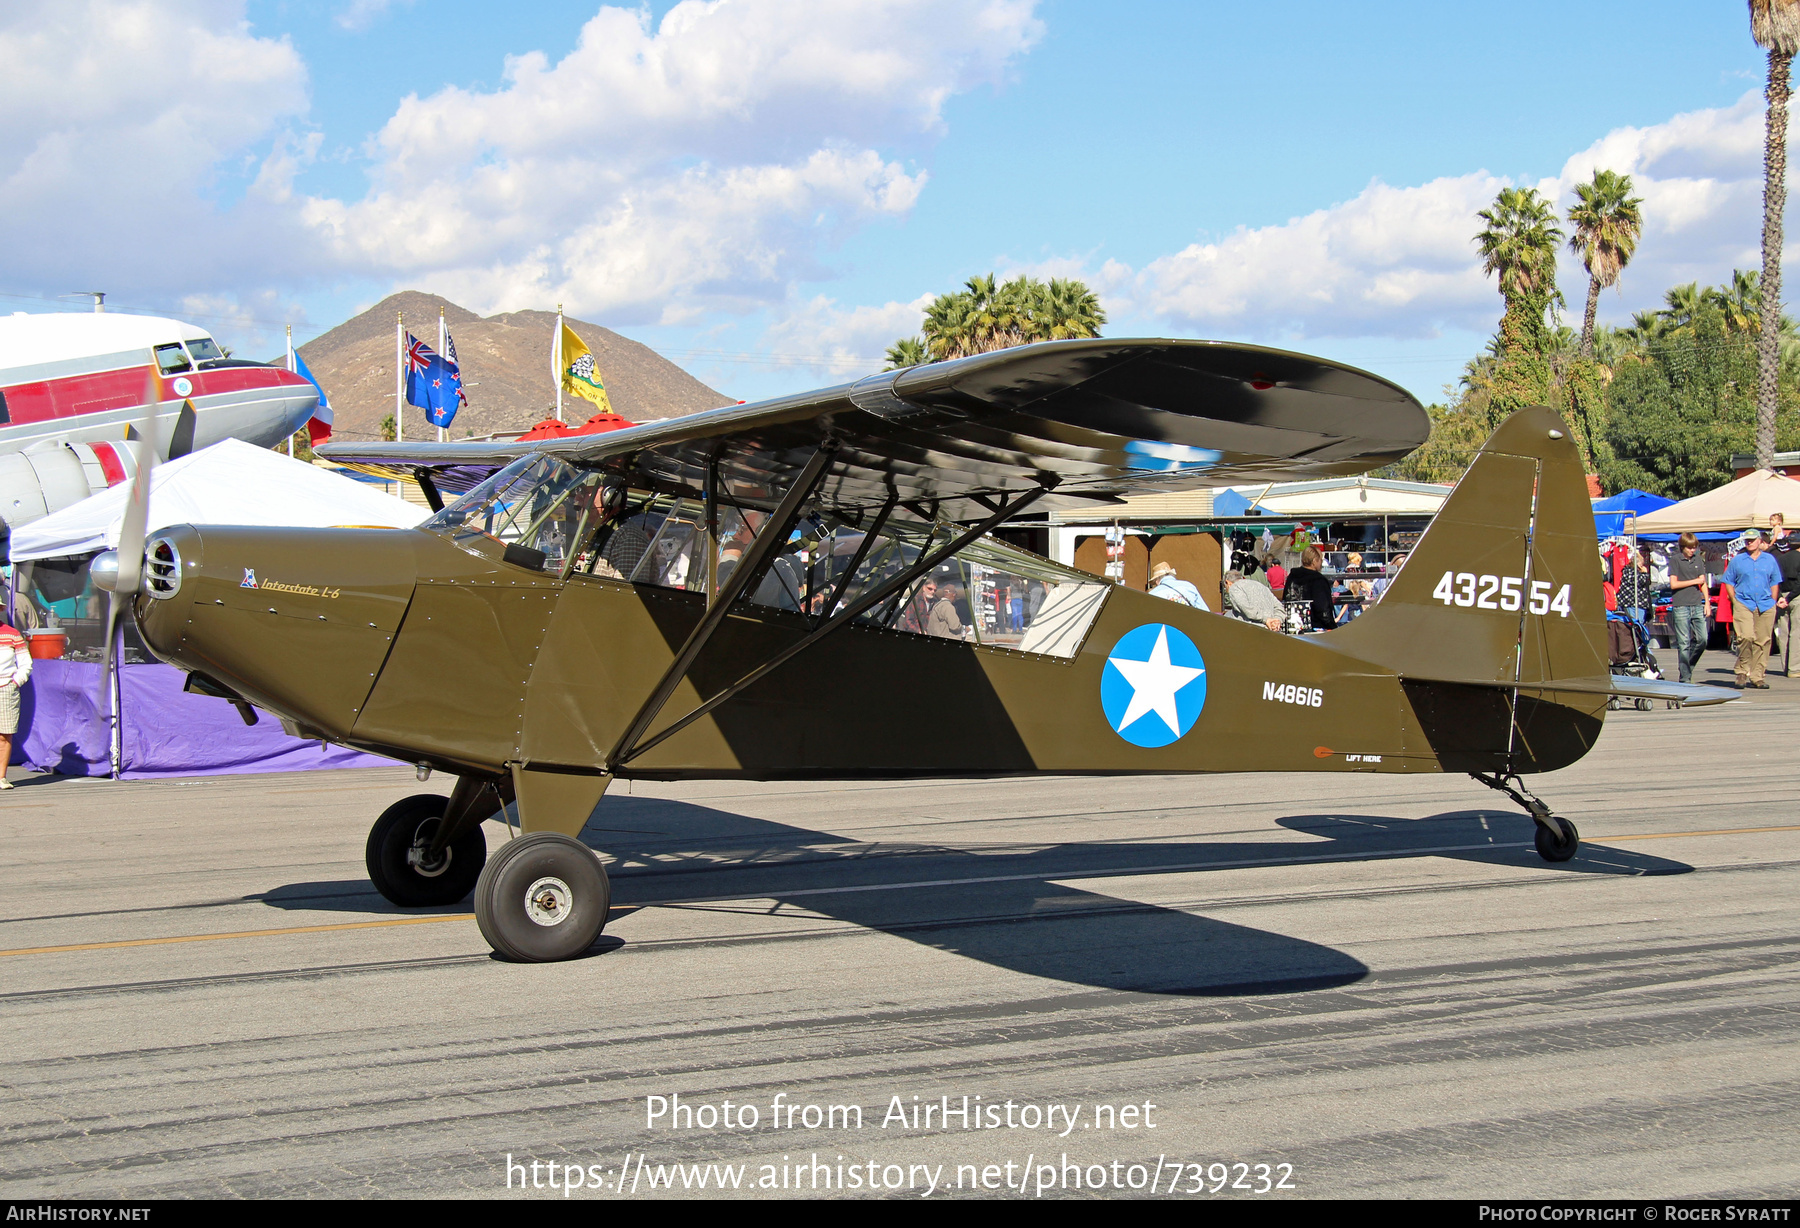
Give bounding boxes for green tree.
[1378,400,1492,484]
[1600,302,1800,497]
[1474,187,1564,426]
[1751,0,1800,466]
[379,414,396,442]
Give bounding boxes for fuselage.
[133,521,1604,785]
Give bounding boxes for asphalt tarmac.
[0,646,1795,1200]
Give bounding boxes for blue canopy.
[1593,489,1672,537]
[1592,488,1734,542]
[1211,487,1256,517]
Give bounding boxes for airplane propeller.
[88,366,161,776]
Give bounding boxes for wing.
[319,338,1428,522]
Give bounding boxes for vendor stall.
[5,439,428,778]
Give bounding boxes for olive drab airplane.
[91,339,1728,963]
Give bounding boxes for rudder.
[1329,406,1608,689]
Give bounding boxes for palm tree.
[1475,186,1563,305]
[884,336,927,370]
[909,273,1104,364]
[1751,0,1800,467]
[1657,282,1706,337]
[1708,268,1764,333]
[1566,170,1644,359]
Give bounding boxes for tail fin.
[1329,406,1608,688]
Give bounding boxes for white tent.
[1626,468,1800,535]
[9,438,428,562]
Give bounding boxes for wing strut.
[616,479,1057,769]
[605,443,839,771]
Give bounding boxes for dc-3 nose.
[109,524,420,740]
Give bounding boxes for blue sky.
[0,0,1779,412]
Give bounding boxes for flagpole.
[394,311,404,444]
[555,303,564,423]
[285,325,295,456]
[437,307,447,443]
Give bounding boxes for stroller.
[1606,613,1665,710]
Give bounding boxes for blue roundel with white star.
[1101,623,1207,748]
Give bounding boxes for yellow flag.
[558,322,614,414]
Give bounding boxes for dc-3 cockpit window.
[153,343,191,375]
[185,337,225,362]
[420,457,1110,658]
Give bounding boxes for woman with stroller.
[1617,544,1654,627]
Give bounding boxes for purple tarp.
[16,659,392,778]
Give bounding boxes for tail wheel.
[366,793,487,907]
[474,832,611,962]
[1533,817,1580,863]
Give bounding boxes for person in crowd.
[1222,570,1285,632]
[1616,543,1654,626]
[1721,528,1786,688]
[1263,558,1287,594]
[0,619,31,787]
[1772,512,1791,552]
[1667,532,1710,685]
[1282,546,1337,631]
[927,578,969,639]
[1147,561,1209,611]
[898,575,937,634]
[1370,553,1407,602]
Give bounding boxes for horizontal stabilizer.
[1403,671,1739,707]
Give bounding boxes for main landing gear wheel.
[474,832,611,963]
[1534,816,1581,863]
[366,793,487,907]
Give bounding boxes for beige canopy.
[1627,468,1800,534]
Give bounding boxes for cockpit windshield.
[420,455,601,571]
[418,455,1111,658]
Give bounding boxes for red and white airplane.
[0,311,323,533]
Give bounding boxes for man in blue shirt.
[1721,528,1787,688]
[1148,561,1210,611]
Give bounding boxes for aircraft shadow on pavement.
[255,797,1688,994]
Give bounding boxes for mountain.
[291,291,734,441]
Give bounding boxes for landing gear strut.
[1472,772,1580,863]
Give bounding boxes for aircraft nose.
[130,525,419,739]
[130,525,204,662]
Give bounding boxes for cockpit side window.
[185,337,225,362]
[153,343,191,375]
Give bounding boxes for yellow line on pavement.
[1597,823,1800,842]
[0,913,475,957]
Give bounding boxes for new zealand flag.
[403,332,467,429]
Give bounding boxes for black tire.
[474,832,610,962]
[366,794,487,907]
[1533,817,1580,863]
[1634,697,1653,712]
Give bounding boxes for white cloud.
[1103,90,1798,345]
[335,0,412,31]
[0,0,1040,340]
[761,293,933,376]
[305,0,1042,321]
[0,0,312,299]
